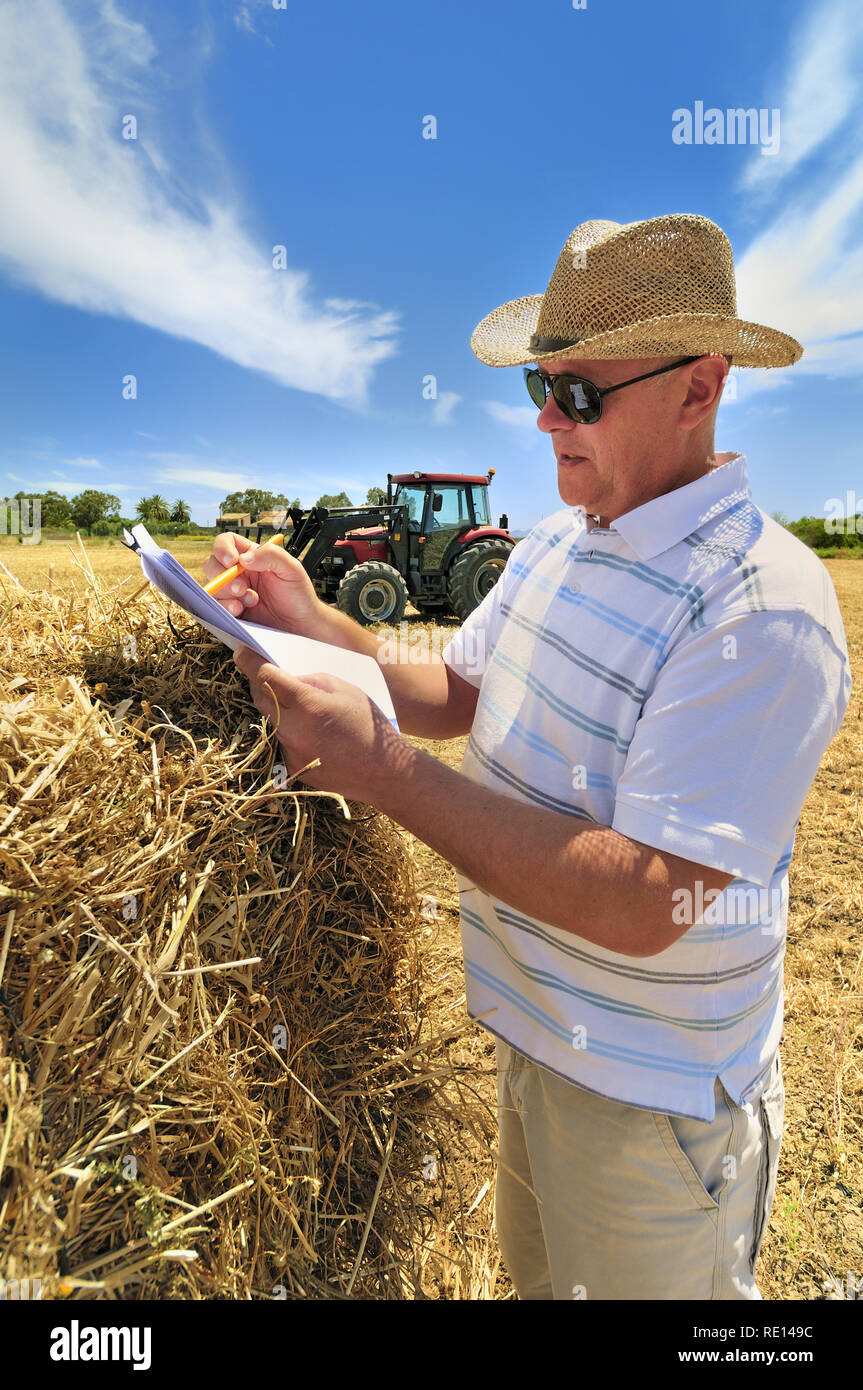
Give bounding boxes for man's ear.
[680,356,727,425]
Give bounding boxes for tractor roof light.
[487,469,495,481]
[413,471,422,479]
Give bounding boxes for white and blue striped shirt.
[442,455,851,1120]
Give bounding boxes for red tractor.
[239,469,515,625]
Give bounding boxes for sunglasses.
[524,356,702,424]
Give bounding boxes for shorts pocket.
[751,1054,785,1269]
[652,1111,722,1213]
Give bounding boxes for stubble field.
[2,531,861,1301]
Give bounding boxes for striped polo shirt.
[442,454,851,1121]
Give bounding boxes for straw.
[0,564,497,1299]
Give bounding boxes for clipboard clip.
[121,528,141,555]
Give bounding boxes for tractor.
[222,471,515,625]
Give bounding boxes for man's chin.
[557,472,594,510]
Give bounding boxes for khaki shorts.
[494,1039,785,1300]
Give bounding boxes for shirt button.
[569,582,581,594]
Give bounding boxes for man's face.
[534,354,709,522]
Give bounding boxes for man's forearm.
[368,740,728,958]
[306,604,476,738]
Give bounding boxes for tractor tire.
[447,540,513,621]
[336,561,409,626]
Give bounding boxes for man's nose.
[537,396,576,434]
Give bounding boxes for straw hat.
[470,214,802,368]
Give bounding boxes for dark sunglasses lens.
[556,378,600,423]
[525,370,548,410]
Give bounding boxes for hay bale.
[0,556,474,1299]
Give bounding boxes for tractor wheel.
[336,561,409,626]
[447,541,513,621]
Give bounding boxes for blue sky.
[1,0,862,534]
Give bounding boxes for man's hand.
[233,645,411,800]
[210,537,480,741]
[203,532,335,641]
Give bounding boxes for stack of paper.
[121,524,398,728]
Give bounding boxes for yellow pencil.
[203,531,286,596]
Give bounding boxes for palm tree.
[137,495,172,522]
[171,499,191,523]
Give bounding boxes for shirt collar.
[603,453,751,561]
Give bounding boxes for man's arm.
[232,598,848,961]
[203,532,478,737]
[302,603,479,738]
[232,652,732,959]
[365,739,733,958]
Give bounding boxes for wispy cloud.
[147,456,365,501]
[431,391,461,425]
[4,470,134,495]
[302,472,366,495]
[234,0,275,47]
[482,402,540,430]
[732,0,863,397]
[739,1,863,195]
[146,455,258,492]
[0,0,398,406]
[480,401,544,452]
[64,456,102,468]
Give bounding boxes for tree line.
[775,512,863,554]
[5,488,859,552]
[2,486,388,536]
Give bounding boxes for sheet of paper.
[122,524,398,727]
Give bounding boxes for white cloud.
[480,401,544,452]
[303,472,366,494]
[147,456,258,491]
[4,471,134,494]
[482,402,540,430]
[64,456,102,468]
[234,1,274,46]
[96,0,157,67]
[733,155,863,397]
[431,391,461,425]
[739,0,863,194]
[0,1,398,407]
[731,0,863,399]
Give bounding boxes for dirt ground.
[2,532,861,1301]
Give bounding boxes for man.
[205,214,851,1300]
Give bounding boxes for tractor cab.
[378,470,513,617]
[390,474,487,576]
[391,473,492,528]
